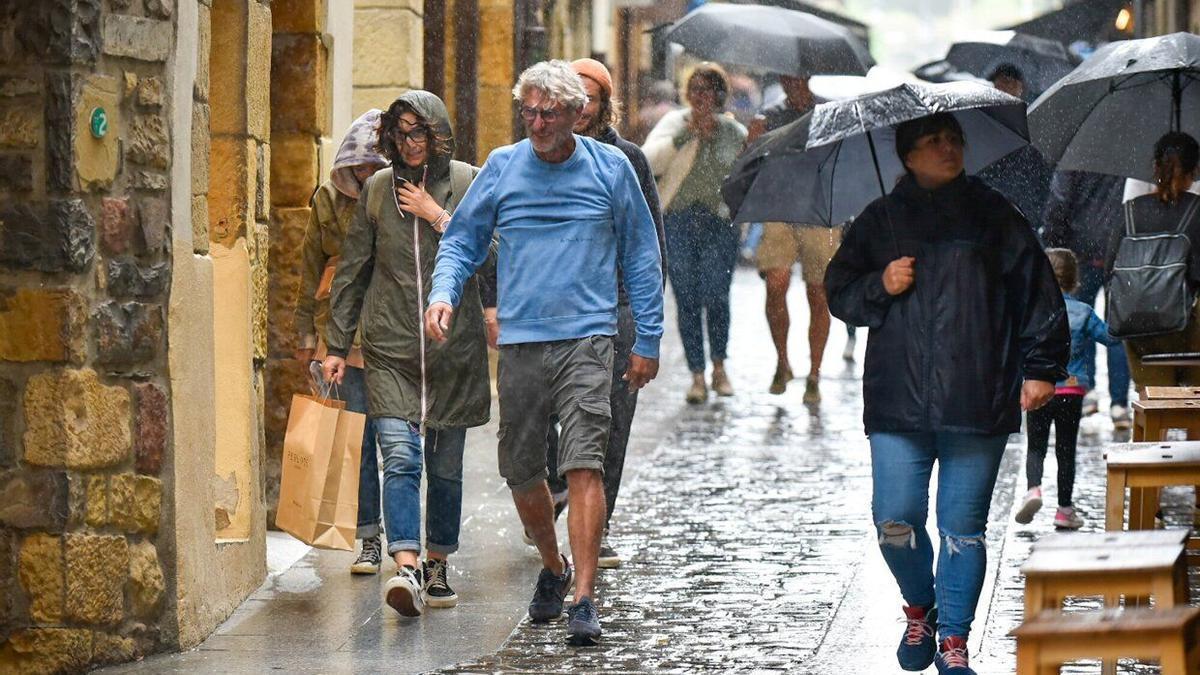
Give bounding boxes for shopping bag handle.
[307,361,339,402]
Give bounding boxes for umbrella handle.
[866,130,901,259]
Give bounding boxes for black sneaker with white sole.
[350,535,382,575]
[384,565,424,617]
[422,558,458,608]
[566,595,602,646]
[528,555,573,622]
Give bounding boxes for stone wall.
[351,0,423,118]
[0,0,174,670]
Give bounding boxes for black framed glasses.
[519,106,562,123]
[391,125,430,145]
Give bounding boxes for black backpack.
[1107,196,1200,338]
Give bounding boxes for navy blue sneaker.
[566,595,601,646]
[898,605,937,671]
[934,636,975,674]
[528,555,573,622]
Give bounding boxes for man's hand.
[483,307,499,350]
[1021,380,1055,411]
[882,257,916,296]
[322,355,347,386]
[623,354,659,390]
[425,302,454,342]
[396,180,442,223]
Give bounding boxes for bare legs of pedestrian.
[565,468,605,600]
[512,482,566,576]
[805,282,831,379]
[765,268,793,394]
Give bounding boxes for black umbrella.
[1029,32,1200,182]
[913,59,989,85]
[944,31,1076,97]
[723,81,1028,231]
[665,3,873,77]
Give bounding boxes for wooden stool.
[1012,607,1200,675]
[1105,442,1200,533]
[1034,528,1189,550]
[1021,544,1188,618]
[1132,399,1200,442]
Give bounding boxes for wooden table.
[1146,386,1200,400]
[1034,529,1189,550]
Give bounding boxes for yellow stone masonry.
[22,369,131,470]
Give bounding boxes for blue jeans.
[337,366,381,539]
[1075,263,1130,406]
[374,418,465,556]
[664,205,740,373]
[870,431,1008,641]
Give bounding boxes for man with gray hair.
[425,60,664,645]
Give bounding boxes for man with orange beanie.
[538,59,666,570]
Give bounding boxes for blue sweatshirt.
[428,136,665,359]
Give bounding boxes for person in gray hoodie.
[293,109,388,576]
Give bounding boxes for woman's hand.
[396,181,443,223]
[882,257,916,295]
[1021,380,1055,411]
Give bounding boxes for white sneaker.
[384,565,424,617]
[1015,487,1043,524]
[1111,404,1131,429]
[1081,392,1099,416]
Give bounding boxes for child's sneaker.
[1015,486,1043,524]
[897,605,937,671]
[1054,505,1083,530]
[934,636,975,674]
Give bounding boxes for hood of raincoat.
[391,90,456,186]
[330,109,389,199]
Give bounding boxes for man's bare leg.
[511,481,565,575]
[764,268,793,393]
[805,282,831,379]
[565,468,606,600]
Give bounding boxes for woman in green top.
[643,63,748,403]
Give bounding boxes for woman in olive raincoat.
[322,91,493,618]
[293,108,389,577]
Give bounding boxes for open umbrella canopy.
[1029,32,1200,182]
[723,81,1028,226]
[944,30,1076,96]
[665,3,873,77]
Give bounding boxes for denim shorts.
[497,335,614,492]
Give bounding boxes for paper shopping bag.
[275,394,365,551]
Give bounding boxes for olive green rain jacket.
[325,90,492,429]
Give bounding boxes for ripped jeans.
[869,431,1008,641]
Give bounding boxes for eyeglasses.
[520,106,562,123]
[391,125,430,145]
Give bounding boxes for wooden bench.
[1021,543,1188,618]
[1012,607,1200,675]
[1105,442,1200,532]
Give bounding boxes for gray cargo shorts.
[497,335,614,492]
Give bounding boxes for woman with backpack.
[322,91,494,618]
[1105,132,1200,389]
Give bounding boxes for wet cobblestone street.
[107,269,1191,674]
